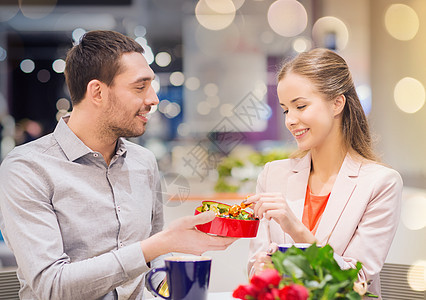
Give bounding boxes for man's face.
[100,52,159,139]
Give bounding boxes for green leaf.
[282,255,315,279]
[345,291,362,300]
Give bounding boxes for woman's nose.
[285,110,297,128]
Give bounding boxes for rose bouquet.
[233,269,309,300]
[233,243,377,300]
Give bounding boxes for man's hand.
[163,211,238,255]
[141,211,238,262]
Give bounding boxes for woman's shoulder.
[266,157,301,169]
[358,159,403,186]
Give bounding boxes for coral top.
[302,185,331,234]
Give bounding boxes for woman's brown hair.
[278,48,378,162]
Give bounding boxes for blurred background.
[0,0,426,298]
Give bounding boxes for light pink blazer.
[248,152,403,298]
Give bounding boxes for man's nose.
[145,86,159,106]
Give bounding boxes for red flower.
[258,291,275,300]
[279,284,309,300]
[250,269,282,290]
[232,284,259,299]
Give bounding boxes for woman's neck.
[310,121,347,176]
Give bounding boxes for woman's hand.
[245,193,315,243]
[251,243,278,276]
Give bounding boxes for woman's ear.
[86,79,104,106]
[333,94,346,117]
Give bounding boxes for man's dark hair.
[64,30,144,105]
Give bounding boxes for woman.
[246,48,402,298]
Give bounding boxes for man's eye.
[283,110,288,115]
[297,105,306,110]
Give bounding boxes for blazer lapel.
[286,153,311,228]
[315,154,361,244]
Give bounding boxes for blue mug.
[147,256,212,300]
[278,243,312,252]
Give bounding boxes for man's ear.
[333,94,346,117]
[86,79,104,106]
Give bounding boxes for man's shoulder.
[2,133,57,163]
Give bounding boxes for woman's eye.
[283,110,288,115]
[297,105,306,110]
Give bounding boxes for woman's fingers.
[244,193,283,205]
[253,251,273,275]
[256,202,284,219]
[267,242,278,255]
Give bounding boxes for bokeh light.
[312,16,349,50]
[401,194,426,231]
[292,37,311,53]
[37,69,50,83]
[385,4,419,41]
[56,110,69,121]
[0,47,7,62]
[253,81,268,100]
[407,261,426,292]
[177,123,190,137]
[185,77,201,91]
[356,85,372,115]
[197,101,211,115]
[155,52,172,67]
[20,59,35,73]
[164,102,181,119]
[142,45,154,65]
[231,0,245,10]
[203,83,219,96]
[52,59,66,73]
[219,103,234,117]
[205,0,236,14]
[134,25,147,37]
[267,0,307,37]
[152,78,161,94]
[0,3,20,22]
[170,72,185,86]
[56,98,70,111]
[394,77,425,114]
[159,99,171,114]
[72,28,86,44]
[19,0,57,20]
[195,0,236,31]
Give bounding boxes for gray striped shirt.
[0,117,165,299]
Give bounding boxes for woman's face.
[277,72,339,151]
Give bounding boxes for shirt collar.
[53,117,128,162]
[53,117,92,162]
[115,138,128,158]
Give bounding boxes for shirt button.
[93,153,99,157]
[117,206,121,212]
[119,242,124,248]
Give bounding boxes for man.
[0,30,234,299]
